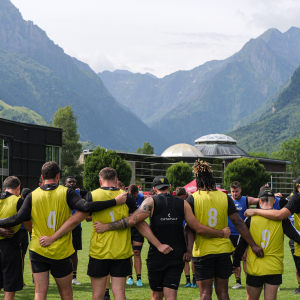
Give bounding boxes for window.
[46,146,60,166]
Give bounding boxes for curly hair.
[193,159,216,192]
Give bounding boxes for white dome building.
[161,143,203,157]
[194,134,249,156]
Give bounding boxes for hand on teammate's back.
[93,221,108,233]
[183,251,192,262]
[244,209,256,217]
[0,228,14,238]
[39,236,54,247]
[223,227,231,238]
[251,244,264,257]
[115,192,127,205]
[157,244,173,255]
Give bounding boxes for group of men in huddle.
[1,159,300,300]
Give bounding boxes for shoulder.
[126,193,137,207]
[186,194,194,206]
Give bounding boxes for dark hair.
[149,189,156,196]
[128,184,139,195]
[230,181,241,189]
[21,188,32,199]
[117,181,125,189]
[176,187,186,197]
[260,196,274,203]
[65,176,76,183]
[99,167,117,181]
[193,160,215,192]
[42,161,60,180]
[3,176,21,190]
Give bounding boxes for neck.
[156,190,169,195]
[101,181,116,188]
[232,195,242,201]
[44,179,57,185]
[6,189,18,196]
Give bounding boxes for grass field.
[9,221,300,300]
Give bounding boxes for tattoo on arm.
[107,198,154,231]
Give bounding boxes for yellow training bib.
[247,215,284,276]
[0,195,21,240]
[29,185,74,259]
[89,188,133,260]
[192,190,234,257]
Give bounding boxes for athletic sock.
[236,277,241,284]
[137,274,141,281]
[192,274,196,284]
[128,275,133,280]
[298,281,300,288]
[73,271,77,279]
[185,275,191,284]
[105,288,109,296]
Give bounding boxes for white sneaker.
[232,283,242,289]
[72,278,81,285]
[278,286,280,291]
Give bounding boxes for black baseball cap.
[295,176,300,187]
[152,176,170,190]
[258,187,275,198]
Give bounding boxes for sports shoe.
[191,282,198,288]
[294,287,300,294]
[184,282,192,287]
[72,278,81,285]
[136,279,143,287]
[127,277,134,285]
[278,286,280,291]
[103,295,111,300]
[232,283,242,289]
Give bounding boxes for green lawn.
[9,221,300,299]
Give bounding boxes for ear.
[41,175,45,181]
[99,178,102,186]
[259,198,262,206]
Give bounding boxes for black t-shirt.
[0,191,24,243]
[186,193,238,216]
[84,187,137,214]
[148,193,186,261]
[285,193,300,215]
[0,184,119,228]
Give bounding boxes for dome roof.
[161,143,203,157]
[195,134,236,144]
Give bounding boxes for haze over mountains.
[99,27,300,146]
[0,0,168,154]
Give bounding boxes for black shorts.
[193,253,233,281]
[19,229,29,255]
[247,274,282,287]
[230,235,239,248]
[294,255,300,276]
[0,240,23,292]
[147,259,184,291]
[30,250,73,278]
[72,226,82,251]
[87,257,132,278]
[131,227,144,244]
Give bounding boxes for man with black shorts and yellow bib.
[0,176,32,300]
[234,187,300,299]
[39,167,136,300]
[185,160,264,300]
[0,162,126,300]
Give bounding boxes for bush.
[83,147,132,191]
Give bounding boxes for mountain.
[228,65,300,153]
[0,99,47,125]
[0,0,167,154]
[99,28,300,146]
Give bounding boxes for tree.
[83,147,132,191]
[270,137,300,178]
[52,105,83,183]
[248,151,269,158]
[136,142,154,154]
[224,158,270,196]
[166,162,194,192]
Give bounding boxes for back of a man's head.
[99,167,117,181]
[117,181,125,189]
[175,187,186,197]
[42,161,60,180]
[21,188,32,199]
[3,176,20,191]
[128,184,139,195]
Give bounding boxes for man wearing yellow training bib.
[234,187,300,300]
[0,162,127,300]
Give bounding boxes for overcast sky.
[11,0,300,78]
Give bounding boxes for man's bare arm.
[184,226,195,262]
[184,202,230,238]
[93,197,154,233]
[23,220,32,232]
[248,197,259,207]
[244,208,291,220]
[40,211,89,247]
[135,221,172,255]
